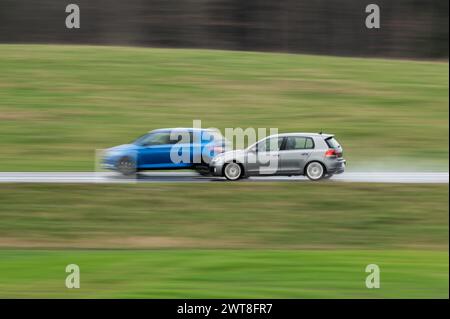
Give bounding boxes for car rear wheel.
[117,156,136,175]
[223,162,242,181]
[305,162,325,181]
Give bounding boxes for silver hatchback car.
[210,133,346,181]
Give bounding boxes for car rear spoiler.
[319,133,334,139]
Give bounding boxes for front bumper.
[101,154,120,171]
[209,162,225,176]
[101,162,117,170]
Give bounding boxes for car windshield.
[257,137,283,152]
[132,133,150,145]
[133,132,171,146]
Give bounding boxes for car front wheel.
[117,156,136,175]
[223,162,242,181]
[305,162,325,181]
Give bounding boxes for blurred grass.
[0,183,447,249]
[0,45,447,298]
[0,44,448,171]
[0,250,447,298]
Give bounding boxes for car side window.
[284,136,315,150]
[305,138,314,149]
[141,133,171,146]
[169,131,191,144]
[258,137,283,152]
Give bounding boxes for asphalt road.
[0,172,447,183]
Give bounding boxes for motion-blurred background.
[0,0,448,298]
[0,0,448,58]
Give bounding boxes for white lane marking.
[0,172,447,184]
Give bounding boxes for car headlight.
[105,150,122,158]
[212,156,224,164]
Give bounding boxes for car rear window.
[199,130,226,144]
[205,131,224,142]
[325,137,341,148]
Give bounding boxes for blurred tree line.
[0,0,447,58]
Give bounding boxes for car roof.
[267,132,334,139]
[149,128,220,133]
[147,129,333,139]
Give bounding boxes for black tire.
[223,162,243,181]
[117,156,137,175]
[305,161,326,181]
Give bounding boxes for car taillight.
[325,149,337,157]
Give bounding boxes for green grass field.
[0,183,447,298]
[0,45,447,298]
[0,45,448,171]
[0,250,447,298]
[0,183,447,249]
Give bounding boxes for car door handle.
[301,153,310,156]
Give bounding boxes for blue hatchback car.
[102,128,227,175]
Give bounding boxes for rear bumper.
[326,158,346,175]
